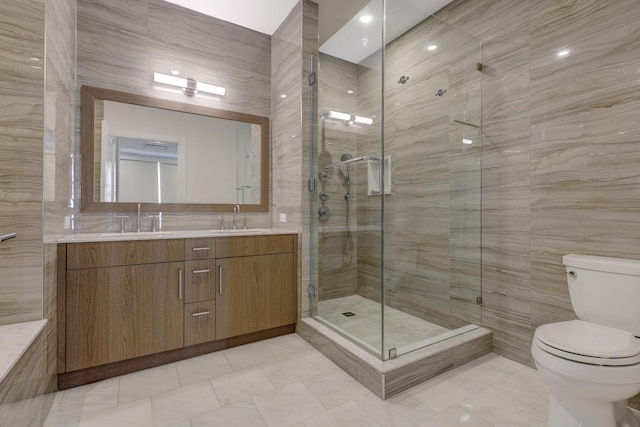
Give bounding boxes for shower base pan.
[297,317,492,399]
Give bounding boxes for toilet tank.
[563,254,640,336]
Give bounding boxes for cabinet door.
[215,253,294,340]
[65,262,184,371]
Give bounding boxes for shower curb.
[297,317,492,399]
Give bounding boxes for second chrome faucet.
[232,204,240,230]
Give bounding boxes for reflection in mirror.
[81,86,269,213]
[112,137,180,203]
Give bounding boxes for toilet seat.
[534,320,640,366]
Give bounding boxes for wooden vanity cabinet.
[215,235,296,339]
[63,240,185,372]
[58,233,297,389]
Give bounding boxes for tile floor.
[44,333,554,427]
[317,295,452,352]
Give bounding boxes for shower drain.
[342,312,355,317]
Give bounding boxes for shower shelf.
[325,155,380,170]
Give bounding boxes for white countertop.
[49,228,298,244]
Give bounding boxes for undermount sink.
[96,229,272,239]
[176,228,272,236]
[98,231,174,238]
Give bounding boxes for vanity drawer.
[184,301,215,346]
[185,238,216,260]
[216,234,294,258]
[66,239,184,269]
[184,259,216,303]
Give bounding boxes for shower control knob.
[318,205,332,221]
[319,191,330,201]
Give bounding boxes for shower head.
[341,153,353,162]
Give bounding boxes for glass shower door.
[382,3,482,359]
[310,0,385,358]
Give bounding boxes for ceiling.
[162,0,453,63]
[162,0,300,35]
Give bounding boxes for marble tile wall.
[73,0,274,234]
[0,0,45,325]
[272,0,318,319]
[438,0,640,366]
[0,0,72,421]
[44,0,76,238]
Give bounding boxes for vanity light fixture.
[329,110,351,121]
[354,115,373,125]
[153,72,226,97]
[327,110,373,126]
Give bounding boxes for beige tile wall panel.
[271,1,318,318]
[529,0,640,345]
[0,0,45,325]
[44,0,75,238]
[437,0,640,368]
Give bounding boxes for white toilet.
[531,254,640,427]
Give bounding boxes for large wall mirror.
[81,86,269,213]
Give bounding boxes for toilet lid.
[535,320,640,366]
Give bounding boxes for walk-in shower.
[302,0,490,398]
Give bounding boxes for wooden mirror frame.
[81,85,270,213]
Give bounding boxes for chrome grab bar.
[325,155,380,170]
[0,232,16,242]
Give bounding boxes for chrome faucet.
[233,204,240,230]
[136,203,141,232]
[148,214,160,232]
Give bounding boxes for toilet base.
[548,395,639,427]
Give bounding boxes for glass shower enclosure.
[309,0,482,361]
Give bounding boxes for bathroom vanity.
[56,230,297,389]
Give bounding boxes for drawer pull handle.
[192,247,210,251]
[219,265,223,294]
[192,269,210,274]
[179,268,183,300]
[192,311,210,317]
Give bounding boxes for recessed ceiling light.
[558,50,570,57]
[347,90,354,94]
[360,15,372,24]
[280,94,287,99]
[427,45,437,51]
[171,70,180,75]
